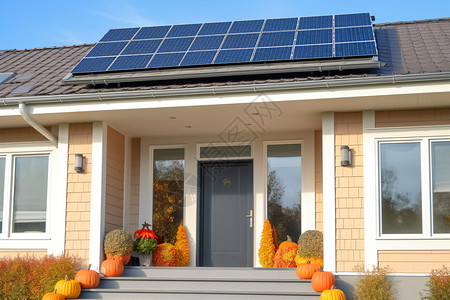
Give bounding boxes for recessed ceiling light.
[251,112,260,115]
[169,116,177,119]
[185,125,192,128]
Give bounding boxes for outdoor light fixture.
[340,146,352,166]
[74,154,85,173]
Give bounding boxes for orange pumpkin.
[296,261,321,279]
[75,264,100,289]
[320,285,346,300]
[311,271,336,292]
[106,252,131,265]
[54,275,81,299]
[42,290,65,300]
[101,259,124,277]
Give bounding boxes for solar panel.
[71,12,378,74]
[100,28,139,42]
[263,18,298,31]
[134,26,170,39]
[86,42,128,57]
[296,29,332,45]
[229,20,264,33]
[199,22,231,35]
[298,15,333,29]
[253,47,292,61]
[122,40,162,55]
[190,35,225,51]
[109,55,153,71]
[222,34,259,49]
[258,31,295,47]
[181,51,217,66]
[214,49,254,64]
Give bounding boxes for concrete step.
[78,267,321,300]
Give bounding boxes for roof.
[0,17,449,99]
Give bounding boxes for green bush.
[421,265,450,300]
[0,255,80,300]
[353,266,396,300]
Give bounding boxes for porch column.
[322,112,336,272]
[89,122,107,271]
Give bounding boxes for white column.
[89,122,107,271]
[48,124,69,255]
[322,112,336,272]
[123,136,131,231]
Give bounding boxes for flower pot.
[138,253,152,266]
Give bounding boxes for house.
[0,14,449,299]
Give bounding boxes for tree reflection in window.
[267,144,301,242]
[152,148,184,244]
[380,143,422,234]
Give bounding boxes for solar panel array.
[71,13,377,74]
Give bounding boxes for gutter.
[2,72,450,106]
[18,102,58,145]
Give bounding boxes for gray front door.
[198,160,253,267]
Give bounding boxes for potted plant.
[133,222,159,266]
[104,229,133,265]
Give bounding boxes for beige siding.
[335,112,365,272]
[376,108,450,127]
[379,250,450,273]
[105,126,125,233]
[129,138,141,234]
[0,127,49,142]
[65,123,92,267]
[0,250,47,259]
[314,130,323,232]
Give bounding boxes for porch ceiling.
[0,89,449,137]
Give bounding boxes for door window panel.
[152,148,184,244]
[431,141,450,233]
[267,144,301,242]
[12,156,48,233]
[379,143,422,234]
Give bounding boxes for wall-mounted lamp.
[74,154,85,173]
[340,146,352,166]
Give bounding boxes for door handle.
[246,210,253,228]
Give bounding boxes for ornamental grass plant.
[353,266,396,300]
[0,255,79,300]
[421,265,450,300]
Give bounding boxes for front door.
[198,160,253,267]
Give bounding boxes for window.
[152,148,184,244]
[378,139,450,236]
[266,143,301,242]
[0,154,50,235]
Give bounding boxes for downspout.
[18,102,58,145]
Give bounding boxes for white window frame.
[375,137,450,240]
[263,139,315,234]
[363,111,450,267]
[0,143,54,243]
[196,142,253,161]
[147,145,186,226]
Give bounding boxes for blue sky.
[1,0,448,50]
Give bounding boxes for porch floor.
[79,267,321,299]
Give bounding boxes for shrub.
[0,255,79,299]
[353,266,395,300]
[421,265,450,300]
[104,229,133,256]
[258,219,275,268]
